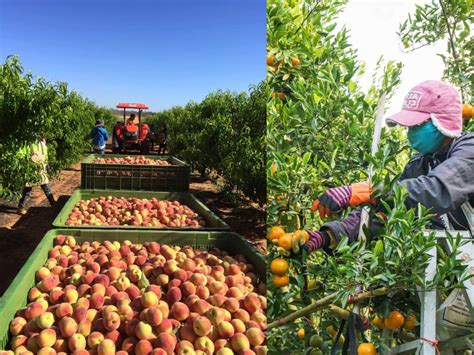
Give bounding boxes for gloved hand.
[302,230,330,254]
[311,182,373,218]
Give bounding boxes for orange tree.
[266,1,469,353]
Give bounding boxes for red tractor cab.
[115,103,151,154]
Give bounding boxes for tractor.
[113,103,154,154]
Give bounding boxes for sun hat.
[386,80,462,137]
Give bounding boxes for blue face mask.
[407,121,445,155]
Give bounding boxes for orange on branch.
[270,258,289,275]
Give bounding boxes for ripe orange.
[278,233,293,251]
[294,230,309,242]
[384,311,405,330]
[272,274,289,287]
[372,314,385,329]
[291,57,301,66]
[277,92,285,100]
[268,226,285,241]
[358,343,377,355]
[267,55,275,66]
[297,328,305,338]
[403,314,416,330]
[462,103,473,119]
[271,162,278,175]
[270,258,289,275]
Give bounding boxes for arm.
[102,128,110,141]
[401,138,474,214]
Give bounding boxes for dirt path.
[0,160,265,296]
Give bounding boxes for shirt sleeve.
[400,138,474,214]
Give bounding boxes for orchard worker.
[303,80,474,253]
[91,119,109,154]
[17,136,56,215]
[112,120,124,153]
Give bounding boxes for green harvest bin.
[52,189,229,231]
[81,154,190,192]
[0,229,265,350]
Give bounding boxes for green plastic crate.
[81,154,190,192]
[52,189,229,231]
[0,229,265,350]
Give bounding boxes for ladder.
[386,229,474,355]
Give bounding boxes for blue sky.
[0,0,265,111]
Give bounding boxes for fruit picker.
[301,81,474,254]
[17,134,56,215]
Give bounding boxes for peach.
[250,311,266,330]
[97,338,116,355]
[9,317,27,335]
[196,286,210,300]
[166,286,182,303]
[209,281,226,295]
[127,284,141,299]
[155,274,169,286]
[135,321,153,340]
[156,332,177,355]
[90,293,105,310]
[223,298,240,313]
[37,328,57,348]
[146,285,162,299]
[243,293,261,314]
[135,339,152,355]
[87,331,104,349]
[38,275,60,292]
[161,245,176,260]
[169,279,182,288]
[121,336,138,352]
[103,311,121,331]
[154,318,173,334]
[246,328,264,347]
[58,316,78,338]
[76,296,90,310]
[107,267,121,281]
[77,285,91,298]
[37,311,55,329]
[231,319,246,333]
[181,258,196,272]
[216,348,234,355]
[68,333,86,351]
[192,300,211,315]
[190,273,207,286]
[86,309,98,322]
[10,334,28,350]
[176,341,195,355]
[207,307,226,326]
[55,303,73,318]
[170,302,190,321]
[173,269,188,282]
[181,281,196,297]
[246,321,260,329]
[94,274,110,287]
[194,336,215,354]
[141,291,159,308]
[77,320,92,337]
[254,346,268,355]
[226,287,244,299]
[218,321,235,338]
[25,301,45,320]
[231,333,250,352]
[23,318,41,337]
[209,294,227,308]
[179,324,197,343]
[26,334,40,353]
[214,339,229,351]
[125,319,139,337]
[105,329,122,344]
[73,307,88,323]
[28,286,43,302]
[37,347,56,355]
[53,337,68,352]
[116,276,131,291]
[233,309,250,323]
[193,317,212,337]
[157,300,170,318]
[145,307,163,326]
[105,285,118,297]
[91,283,106,296]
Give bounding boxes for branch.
[267,287,391,330]
[439,0,458,61]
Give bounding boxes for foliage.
[150,83,266,202]
[0,56,114,198]
[399,0,472,110]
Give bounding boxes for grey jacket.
[322,132,474,244]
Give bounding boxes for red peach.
[194,336,215,354]
[231,319,246,333]
[246,327,264,347]
[68,333,87,351]
[230,333,250,352]
[196,286,210,300]
[170,302,190,321]
[9,317,27,335]
[141,291,159,308]
[37,328,57,348]
[166,286,182,303]
[218,321,235,338]
[179,324,197,343]
[25,301,45,320]
[234,309,250,323]
[156,332,177,355]
[192,300,212,316]
[154,318,173,334]
[145,307,163,326]
[58,316,78,338]
[181,281,196,297]
[134,339,152,355]
[97,338,116,355]
[193,317,212,337]
[121,336,138,353]
[87,331,104,349]
[56,302,73,318]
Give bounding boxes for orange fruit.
[267,55,275,66]
[384,311,405,330]
[271,162,278,175]
[278,233,293,250]
[291,57,301,66]
[403,314,416,330]
[297,328,305,338]
[294,230,309,242]
[272,274,289,287]
[358,343,377,355]
[277,92,285,100]
[372,314,385,329]
[270,258,289,275]
[462,103,473,119]
[268,226,285,241]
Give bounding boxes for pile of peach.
[6,236,267,355]
[94,156,170,166]
[65,197,206,228]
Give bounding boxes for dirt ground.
[0,161,266,297]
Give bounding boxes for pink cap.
[386,80,462,137]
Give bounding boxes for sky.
[338,0,447,117]
[0,0,266,111]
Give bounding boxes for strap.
[460,202,474,237]
[331,319,346,355]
